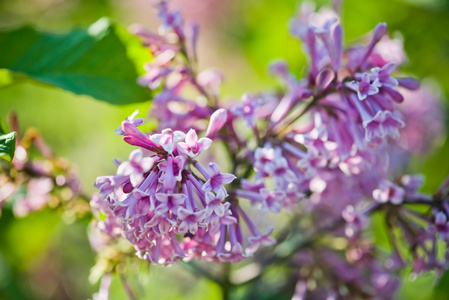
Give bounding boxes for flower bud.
[397,78,420,90]
[206,109,228,138]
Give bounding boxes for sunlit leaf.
[0,132,16,162]
[0,18,152,105]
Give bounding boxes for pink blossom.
[117,149,157,187]
[177,207,209,235]
[150,128,186,153]
[202,163,237,195]
[155,193,186,215]
[373,180,405,205]
[370,62,398,87]
[346,73,380,100]
[177,129,212,158]
[260,188,286,213]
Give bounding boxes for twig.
[120,274,138,300]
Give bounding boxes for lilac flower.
[254,145,277,173]
[358,22,388,67]
[241,178,265,193]
[155,193,186,215]
[132,188,155,215]
[401,174,424,196]
[204,202,237,231]
[231,93,258,128]
[349,94,405,143]
[158,156,186,183]
[370,62,398,87]
[216,224,250,263]
[94,175,129,199]
[219,244,249,263]
[294,119,337,160]
[264,157,297,188]
[363,110,405,142]
[145,213,175,236]
[138,63,173,90]
[115,110,144,135]
[202,163,237,195]
[177,207,209,235]
[346,73,380,100]
[373,180,405,205]
[90,194,122,240]
[117,149,157,187]
[150,128,186,153]
[205,191,226,217]
[177,129,212,158]
[248,226,276,251]
[117,111,162,152]
[155,1,184,40]
[260,188,286,213]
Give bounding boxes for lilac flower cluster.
[92,0,448,298]
[0,118,83,218]
[95,109,282,264]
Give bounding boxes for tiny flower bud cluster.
[0,118,83,218]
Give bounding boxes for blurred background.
[0,0,448,299]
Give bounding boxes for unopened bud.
[206,109,228,138]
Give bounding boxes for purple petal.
[345,81,359,92]
[367,85,379,95]
[357,90,367,101]
[177,207,192,220]
[383,77,399,87]
[185,129,198,146]
[129,149,143,161]
[220,173,237,185]
[202,180,212,192]
[381,62,396,75]
[208,163,221,177]
[178,222,188,235]
[197,137,212,153]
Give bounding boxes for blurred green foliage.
[0,0,448,299]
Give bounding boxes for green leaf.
[0,116,6,135]
[0,18,152,105]
[0,132,16,162]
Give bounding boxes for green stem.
[221,262,232,300]
[120,274,137,300]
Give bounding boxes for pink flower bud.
[206,109,228,138]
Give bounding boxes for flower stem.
[221,262,232,300]
[120,274,137,300]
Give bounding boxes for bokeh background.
[0,0,449,299]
